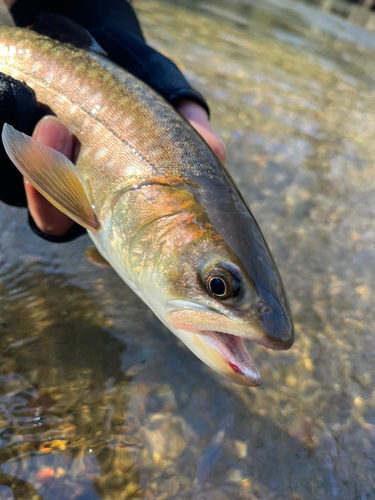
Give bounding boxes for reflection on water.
[1,0,375,498]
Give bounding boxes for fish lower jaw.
[203,331,261,386]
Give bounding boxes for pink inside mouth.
[204,331,261,385]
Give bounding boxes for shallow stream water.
[0,0,375,498]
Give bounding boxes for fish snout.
[255,296,294,350]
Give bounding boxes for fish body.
[0,21,294,386]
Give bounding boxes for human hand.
[25,116,76,236]
[176,100,226,163]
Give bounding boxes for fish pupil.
[210,278,226,296]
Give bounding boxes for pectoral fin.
[84,246,112,268]
[2,124,100,232]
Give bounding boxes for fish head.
[109,180,294,387]
[163,238,294,387]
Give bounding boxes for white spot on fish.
[9,46,16,56]
[18,49,24,55]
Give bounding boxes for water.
[1,0,375,498]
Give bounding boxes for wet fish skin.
[0,24,294,386]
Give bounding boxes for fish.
[0,15,294,386]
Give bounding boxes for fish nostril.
[258,301,272,315]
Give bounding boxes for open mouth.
[201,331,261,386]
[164,303,270,386]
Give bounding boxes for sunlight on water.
[1,0,375,498]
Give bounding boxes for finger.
[176,100,226,163]
[3,0,16,7]
[24,116,76,236]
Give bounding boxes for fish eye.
[203,263,241,301]
[209,277,226,296]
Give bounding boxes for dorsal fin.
[31,12,107,55]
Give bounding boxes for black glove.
[0,74,47,208]
[0,0,209,242]
[10,0,209,114]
